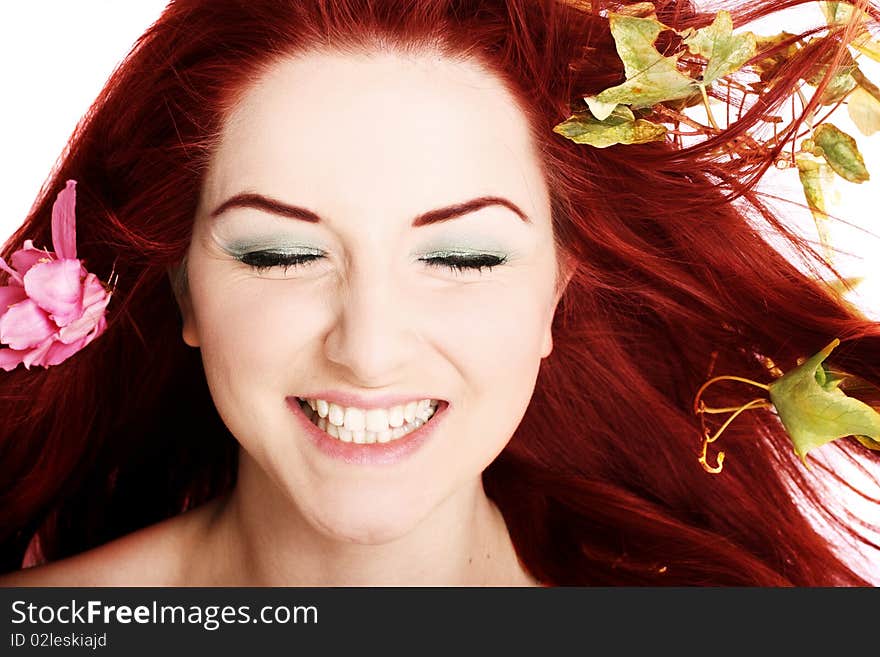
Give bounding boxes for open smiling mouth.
[295,397,441,444]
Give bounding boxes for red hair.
[2,0,879,585]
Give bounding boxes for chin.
[305,492,431,546]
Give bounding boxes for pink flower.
[0,180,113,371]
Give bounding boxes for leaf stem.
[653,104,716,133]
[698,397,770,474]
[692,375,770,414]
[699,402,774,414]
[700,83,720,131]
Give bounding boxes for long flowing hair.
[2,0,879,585]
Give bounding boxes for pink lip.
[296,390,445,410]
[285,396,450,466]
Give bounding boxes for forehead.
[202,49,548,222]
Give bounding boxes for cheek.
[189,271,319,433]
[433,278,550,414]
[198,286,298,375]
[423,281,549,484]
[446,279,548,360]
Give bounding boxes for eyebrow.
[209,193,531,226]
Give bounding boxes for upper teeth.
[300,398,439,433]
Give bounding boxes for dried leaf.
[615,2,657,19]
[796,155,834,218]
[847,85,880,136]
[553,106,667,148]
[852,36,880,63]
[683,10,757,84]
[806,49,858,106]
[796,154,835,262]
[817,70,857,105]
[585,13,697,117]
[768,339,880,461]
[855,435,880,450]
[825,276,864,297]
[752,32,801,82]
[820,1,857,25]
[561,0,593,12]
[820,1,880,63]
[812,123,870,183]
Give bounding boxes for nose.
[323,258,418,385]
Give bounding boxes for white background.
[1,2,878,581]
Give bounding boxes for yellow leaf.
[847,86,880,136]
[554,107,667,148]
[796,155,836,263]
[820,1,880,63]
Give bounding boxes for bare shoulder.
[0,499,222,587]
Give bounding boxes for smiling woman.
[1,0,880,587]
[172,50,564,582]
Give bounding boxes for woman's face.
[181,49,568,544]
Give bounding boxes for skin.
[0,48,573,587]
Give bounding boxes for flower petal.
[23,259,84,325]
[0,256,22,285]
[0,299,55,349]
[57,288,111,344]
[11,240,55,276]
[0,285,28,312]
[0,346,27,371]
[80,272,108,307]
[22,337,55,369]
[89,314,107,342]
[51,180,78,260]
[43,335,89,366]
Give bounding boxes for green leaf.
[682,10,757,84]
[553,106,667,148]
[584,97,620,122]
[585,13,697,116]
[848,85,880,136]
[585,10,758,118]
[768,339,880,461]
[812,123,870,183]
[814,362,845,390]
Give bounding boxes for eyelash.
[237,251,507,275]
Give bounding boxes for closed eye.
[237,251,507,275]
[237,251,323,275]
[419,253,507,274]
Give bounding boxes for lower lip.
[285,397,449,465]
